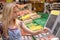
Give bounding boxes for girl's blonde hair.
[2,3,16,36]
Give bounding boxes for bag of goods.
[40,38,46,40]
[20,14,31,21]
[26,23,43,31]
[47,36,59,40]
[48,35,55,39]
[33,17,47,27]
[31,13,41,19]
[32,15,41,19]
[39,35,58,40]
[51,38,59,40]
[19,10,31,16]
[24,19,32,24]
[29,24,43,31]
[43,35,56,40]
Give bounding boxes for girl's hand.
[43,29,49,33]
[35,30,44,34]
[31,30,43,35]
[33,29,49,35]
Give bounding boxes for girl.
[2,3,42,40]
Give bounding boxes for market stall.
[0,0,60,40]
[16,4,59,40]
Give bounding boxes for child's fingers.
[35,30,43,34]
[43,29,49,33]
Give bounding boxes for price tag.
[51,10,60,15]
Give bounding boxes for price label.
[51,10,60,15]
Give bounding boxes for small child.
[2,3,41,40]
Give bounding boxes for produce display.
[17,11,59,40]
[19,12,41,21]
[21,28,59,40]
[18,12,49,31]
[26,23,43,31]
[25,12,49,31]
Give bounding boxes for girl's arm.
[20,21,42,35]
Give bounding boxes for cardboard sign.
[6,0,13,3]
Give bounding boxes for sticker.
[51,10,60,15]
